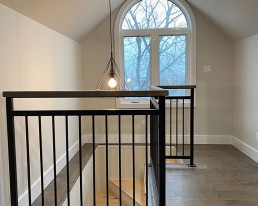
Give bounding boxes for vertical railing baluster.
[154,105,157,184]
[176,99,178,156]
[155,114,158,184]
[65,116,70,206]
[182,99,185,157]
[132,115,135,206]
[105,115,109,206]
[170,99,172,156]
[25,116,32,205]
[79,115,83,206]
[92,115,96,206]
[38,116,44,206]
[118,115,122,206]
[145,115,148,206]
[52,116,57,206]
[149,101,154,195]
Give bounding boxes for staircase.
[96,179,145,206]
[95,146,183,206]
[96,191,125,206]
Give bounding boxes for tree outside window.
[116,0,195,103]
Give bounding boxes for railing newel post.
[158,96,166,206]
[188,88,196,167]
[6,97,18,206]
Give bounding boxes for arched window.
[115,0,196,106]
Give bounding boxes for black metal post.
[118,115,122,206]
[145,115,148,206]
[6,97,18,206]
[188,88,196,167]
[25,116,32,205]
[79,116,83,206]
[52,116,58,206]
[92,115,96,206]
[132,115,135,206]
[158,96,166,206]
[65,116,70,206]
[38,116,45,206]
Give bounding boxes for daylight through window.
[115,0,196,104]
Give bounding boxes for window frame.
[114,0,196,108]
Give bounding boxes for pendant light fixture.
[96,0,127,90]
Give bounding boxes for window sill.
[116,98,195,109]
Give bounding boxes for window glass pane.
[122,0,187,30]
[124,36,150,90]
[159,35,186,95]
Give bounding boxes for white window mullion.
[151,33,159,86]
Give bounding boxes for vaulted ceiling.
[187,0,258,41]
[0,0,125,42]
[1,0,258,42]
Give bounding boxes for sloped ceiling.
[1,0,258,42]
[0,0,125,42]
[187,0,258,41]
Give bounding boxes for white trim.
[18,139,86,206]
[194,135,232,145]
[83,134,233,145]
[116,98,195,109]
[232,137,258,163]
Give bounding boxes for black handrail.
[3,88,168,98]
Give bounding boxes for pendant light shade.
[96,53,126,90]
[96,0,127,90]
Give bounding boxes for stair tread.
[166,146,184,164]
[110,179,145,206]
[96,191,126,206]
[166,159,184,163]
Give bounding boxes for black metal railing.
[158,85,196,167]
[3,89,168,206]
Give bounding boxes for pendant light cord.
[109,0,113,57]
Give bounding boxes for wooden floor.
[166,145,258,206]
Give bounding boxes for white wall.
[82,6,234,137]
[233,34,258,151]
[0,3,82,206]
[193,8,234,136]
[95,146,145,191]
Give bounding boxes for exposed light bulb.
[108,77,117,88]
[127,77,132,83]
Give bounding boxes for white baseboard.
[83,134,233,145]
[194,135,232,144]
[232,137,258,163]
[18,140,84,206]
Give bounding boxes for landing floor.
[166,145,258,206]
